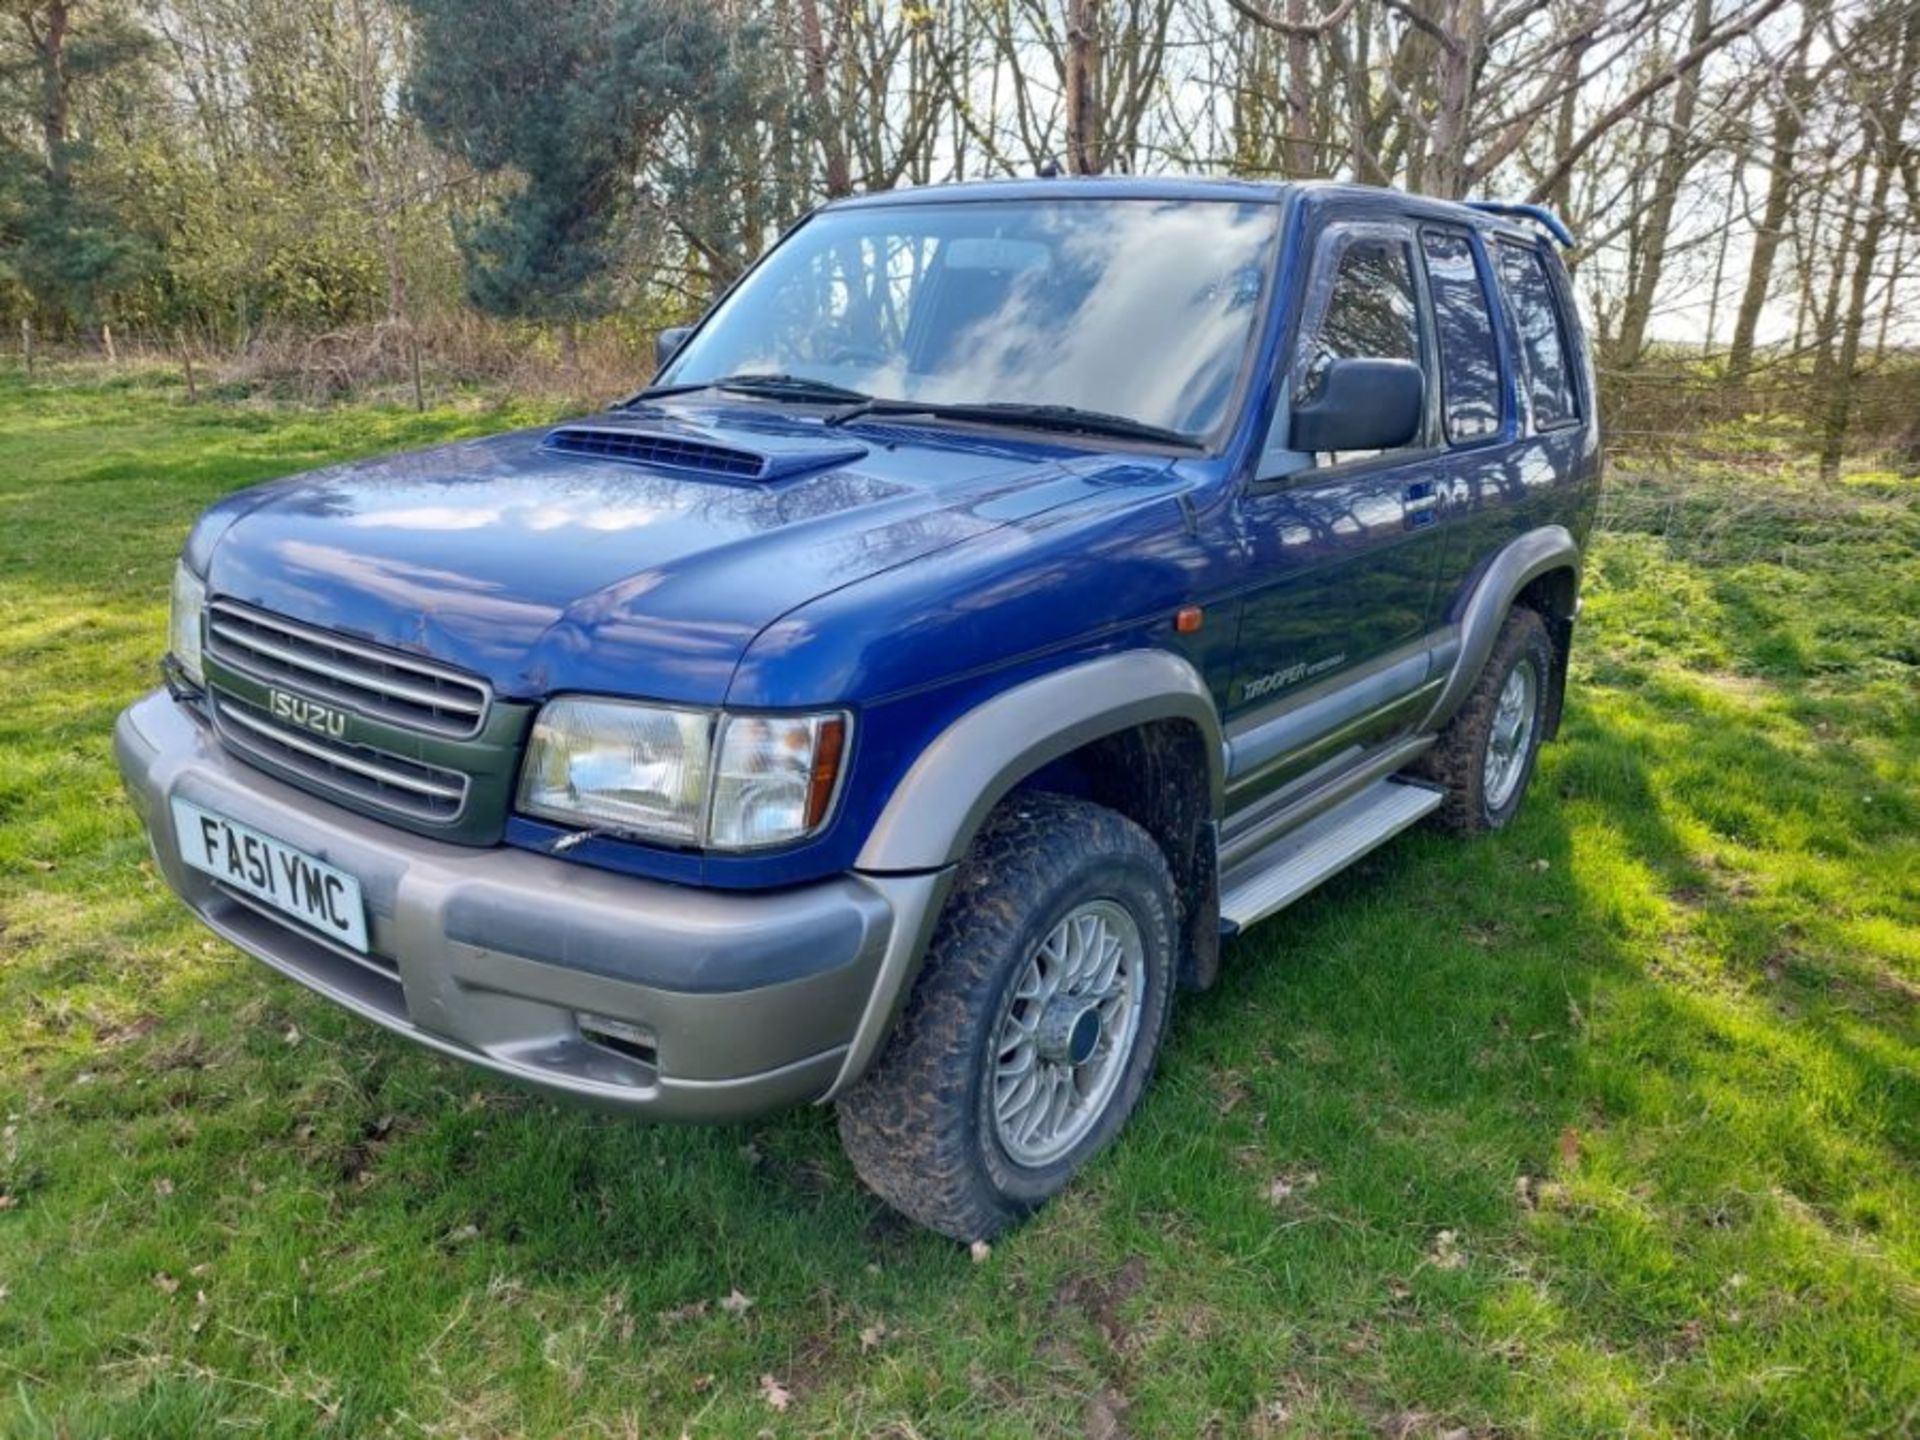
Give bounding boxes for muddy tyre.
[836,793,1177,1241]
[1415,606,1553,833]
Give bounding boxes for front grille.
[211,692,470,824]
[201,601,527,842]
[206,600,490,739]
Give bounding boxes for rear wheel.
[836,793,1176,1241]
[1416,606,1553,832]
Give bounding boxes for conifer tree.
[403,0,742,324]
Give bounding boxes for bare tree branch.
[1527,0,1795,204]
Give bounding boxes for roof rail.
[1464,201,1576,248]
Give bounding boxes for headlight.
[168,561,206,687]
[516,698,848,851]
[517,699,715,845]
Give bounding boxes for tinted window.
[664,200,1280,441]
[1422,232,1502,443]
[1497,242,1578,429]
[1296,237,1421,408]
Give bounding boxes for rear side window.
[1421,232,1502,443]
[1296,236,1422,407]
[1496,242,1578,429]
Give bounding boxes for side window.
[1296,236,1421,407]
[1496,241,1579,430]
[1421,231,1502,443]
[1285,232,1425,465]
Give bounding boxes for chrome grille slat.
[207,600,490,739]
[210,692,471,825]
[208,620,484,718]
[218,702,466,801]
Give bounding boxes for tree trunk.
[1810,147,1869,441]
[1065,0,1103,174]
[1703,157,1741,354]
[1792,152,1831,356]
[1546,27,1588,223]
[1284,0,1314,177]
[1613,0,1714,365]
[1820,0,1920,479]
[797,0,852,196]
[1875,229,1906,357]
[1425,0,1482,198]
[348,0,406,322]
[1728,5,1818,380]
[36,0,73,192]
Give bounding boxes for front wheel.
[836,793,1176,1241]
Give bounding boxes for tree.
[403,0,747,324]
[1610,0,1719,365]
[1727,0,1821,378]
[0,0,152,329]
[1819,0,1920,477]
[1223,0,1785,202]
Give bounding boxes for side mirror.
[1289,358,1424,455]
[655,325,693,369]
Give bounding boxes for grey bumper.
[114,687,946,1120]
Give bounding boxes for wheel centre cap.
[1037,999,1103,1067]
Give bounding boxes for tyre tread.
[836,792,1172,1240]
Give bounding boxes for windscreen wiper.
[826,398,1202,450]
[712,372,871,402]
[621,372,871,407]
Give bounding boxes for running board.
[1218,778,1443,934]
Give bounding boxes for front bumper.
[114,687,943,1120]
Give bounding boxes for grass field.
[0,369,1915,1437]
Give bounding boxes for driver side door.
[1223,215,1451,812]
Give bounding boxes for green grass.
[1,370,1915,1437]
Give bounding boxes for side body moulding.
[1422,525,1580,734]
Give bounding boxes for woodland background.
[3,0,1919,472]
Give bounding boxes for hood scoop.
[542,421,868,483]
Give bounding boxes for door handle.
[1403,480,1440,526]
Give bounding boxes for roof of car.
[821,175,1287,209]
[821,176,1561,246]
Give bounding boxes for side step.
[1218,778,1443,934]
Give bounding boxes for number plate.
[171,797,369,953]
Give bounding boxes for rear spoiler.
[1464,201,1576,248]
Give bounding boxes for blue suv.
[117,179,1599,1239]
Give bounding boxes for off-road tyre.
[836,792,1177,1241]
[1415,605,1554,832]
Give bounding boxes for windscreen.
[661,198,1283,442]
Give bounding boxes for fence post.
[180,336,198,404]
[20,319,31,379]
[409,328,425,413]
[103,323,117,366]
